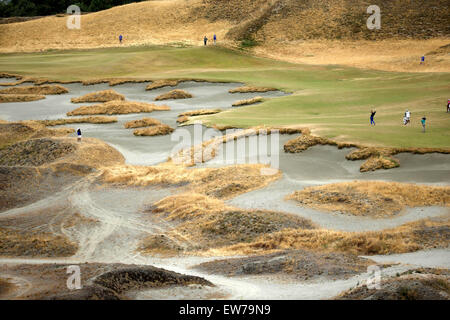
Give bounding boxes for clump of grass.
[100,162,281,200]
[39,116,117,126]
[124,117,161,128]
[71,89,125,103]
[0,94,45,103]
[140,192,316,254]
[284,132,356,153]
[287,180,449,217]
[0,85,68,95]
[216,218,450,256]
[146,79,180,91]
[155,89,193,101]
[133,124,174,136]
[229,86,277,93]
[232,96,263,106]
[0,226,78,257]
[176,109,222,123]
[67,100,170,116]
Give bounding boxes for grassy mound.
[0,138,76,166]
[232,96,263,106]
[177,109,222,123]
[0,127,124,168]
[39,116,117,126]
[284,133,356,153]
[0,227,77,257]
[17,263,212,300]
[0,85,68,95]
[0,94,45,103]
[287,181,450,217]
[140,193,316,254]
[133,124,174,136]
[71,90,125,103]
[229,86,277,93]
[0,121,73,149]
[336,269,450,300]
[124,117,161,128]
[195,249,372,280]
[155,89,193,101]
[217,218,450,256]
[146,79,180,91]
[100,163,281,200]
[67,101,170,116]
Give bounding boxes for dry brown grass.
[0,136,124,168]
[100,163,281,200]
[287,181,450,217]
[140,192,316,255]
[39,116,117,126]
[0,94,45,103]
[0,120,74,150]
[284,132,356,153]
[0,85,68,95]
[146,79,180,91]
[67,100,170,116]
[70,89,125,103]
[215,218,450,256]
[0,227,78,257]
[232,96,264,106]
[133,124,174,136]
[177,109,222,123]
[124,117,162,128]
[346,146,450,172]
[256,39,450,73]
[360,156,400,172]
[178,109,222,117]
[155,89,193,101]
[229,86,277,93]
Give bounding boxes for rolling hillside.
[0,0,449,71]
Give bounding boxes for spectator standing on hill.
[370,109,376,126]
[213,34,217,45]
[420,55,425,64]
[76,128,82,142]
[119,34,123,44]
[447,99,449,113]
[204,36,208,46]
[421,116,426,133]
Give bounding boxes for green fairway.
[1,45,449,148]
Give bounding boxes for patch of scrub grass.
[1,46,449,148]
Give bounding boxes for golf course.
[1,45,449,148]
[0,0,449,303]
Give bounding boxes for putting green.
[1,45,449,148]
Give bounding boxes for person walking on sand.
[76,128,82,142]
[421,116,426,133]
[203,36,208,46]
[370,109,376,126]
[213,34,217,45]
[119,35,123,44]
